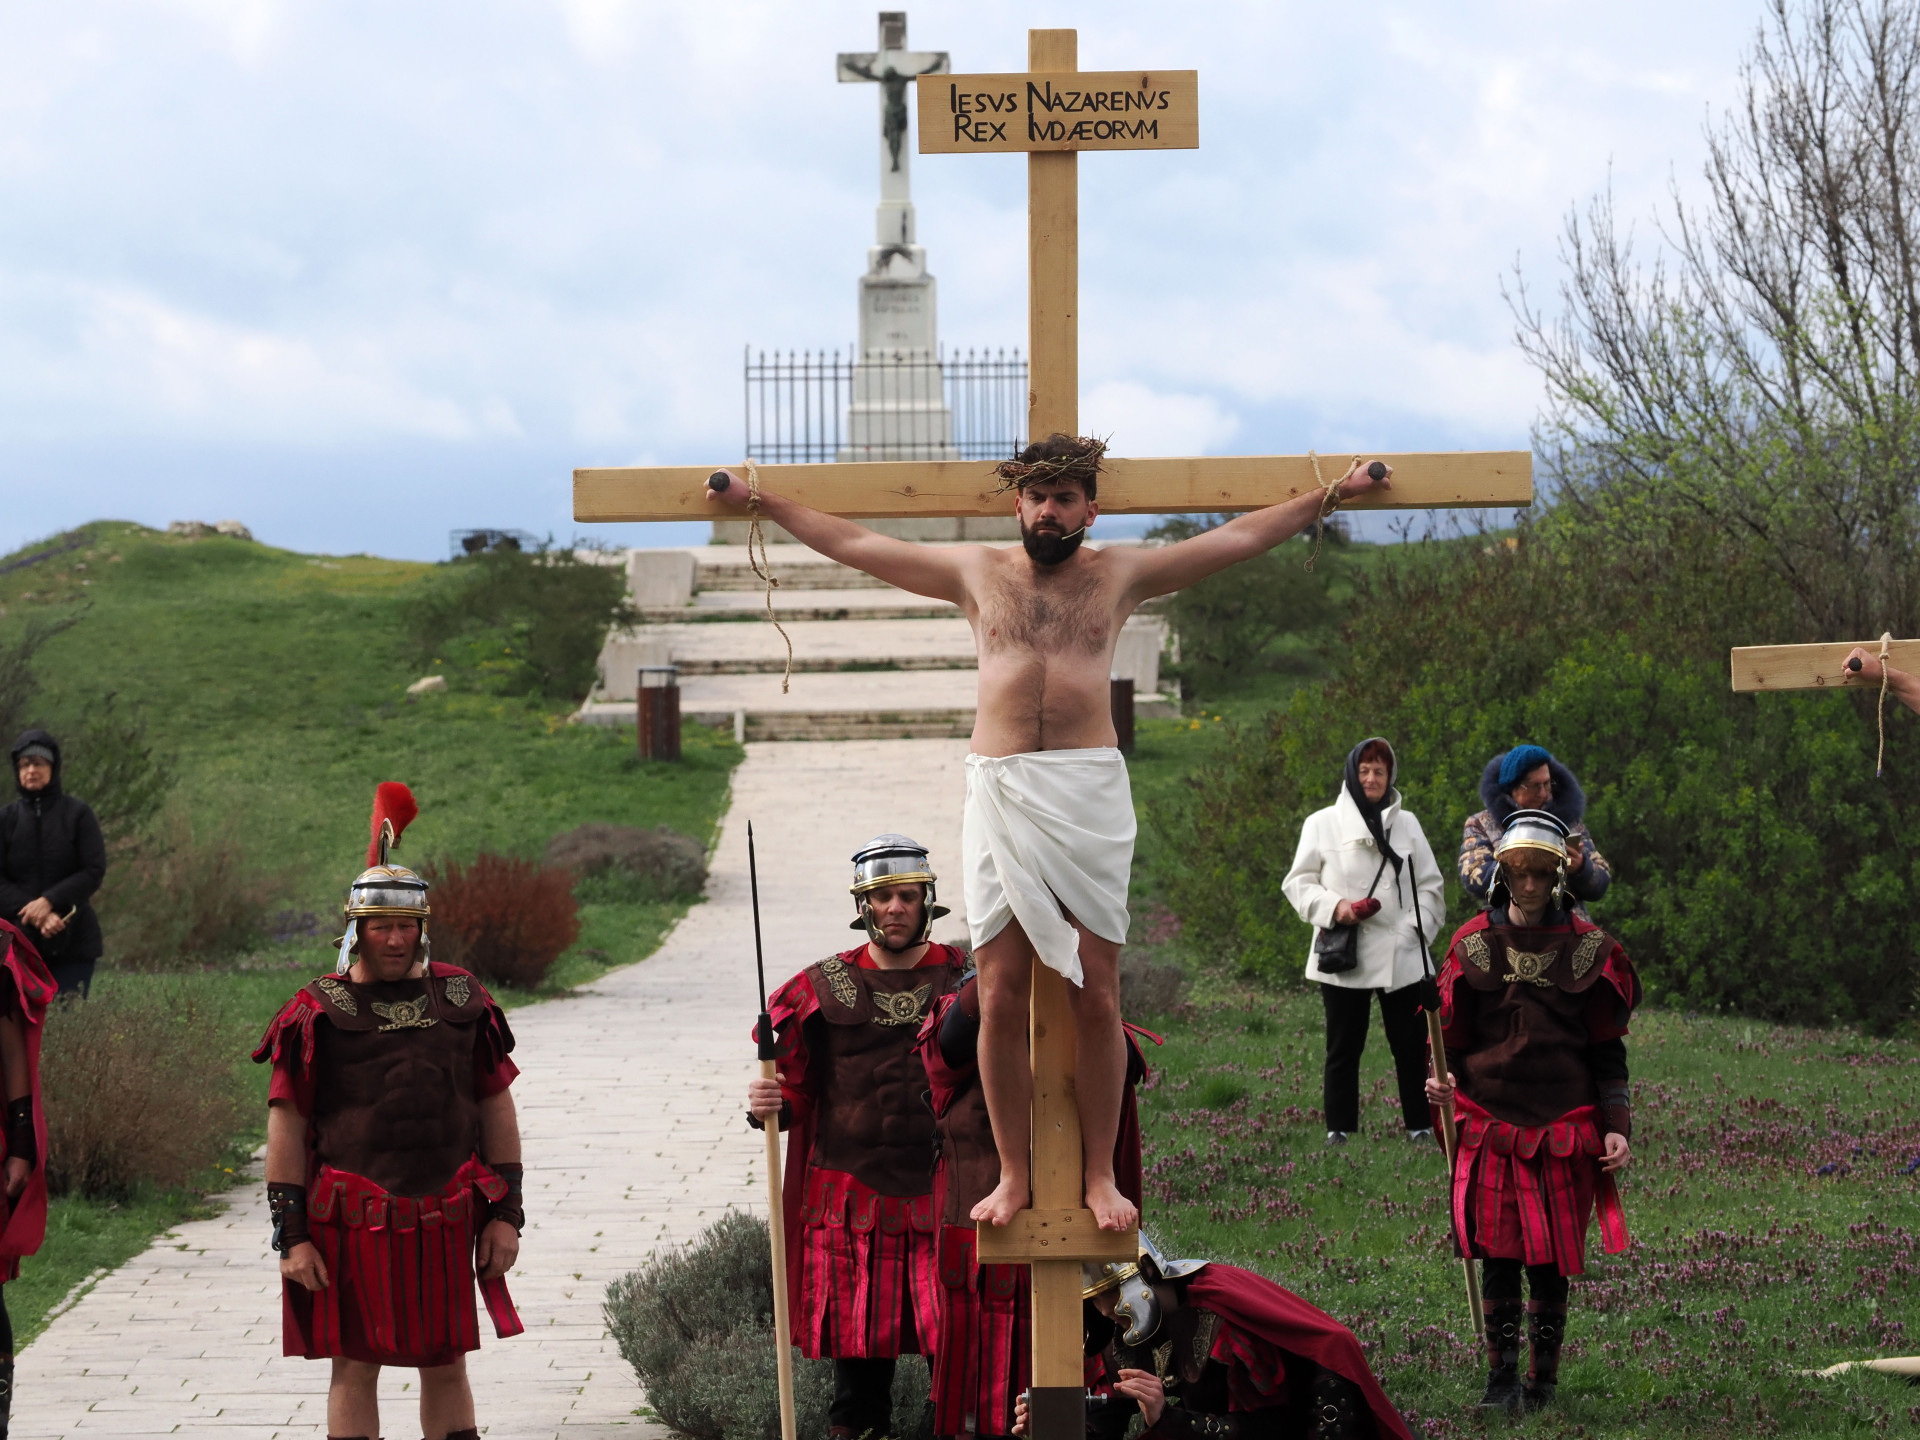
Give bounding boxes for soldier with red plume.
[253,784,525,1440]
[745,835,968,1440]
[1425,808,1639,1414]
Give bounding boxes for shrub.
[1145,518,1348,699]
[41,981,249,1197]
[605,1211,930,1440]
[403,543,639,702]
[1155,521,1920,1030]
[101,805,289,969]
[545,823,707,903]
[1119,950,1188,1019]
[425,852,580,988]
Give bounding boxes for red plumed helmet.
[366,781,419,866]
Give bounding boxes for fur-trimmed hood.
[1480,750,1587,828]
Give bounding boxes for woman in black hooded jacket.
[0,730,107,996]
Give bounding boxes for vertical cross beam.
[1025,30,1088,1440]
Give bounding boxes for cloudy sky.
[0,0,1768,559]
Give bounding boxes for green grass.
[0,522,743,1345]
[1116,684,1920,1435]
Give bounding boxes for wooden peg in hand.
[707,471,733,493]
[1367,461,1387,482]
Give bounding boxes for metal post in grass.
[637,665,681,761]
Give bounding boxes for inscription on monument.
[918,70,1198,153]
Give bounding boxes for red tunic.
[253,963,522,1366]
[763,943,966,1360]
[917,980,1155,1437]
[1437,911,1637,1274]
[0,921,57,1280]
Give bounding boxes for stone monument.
[718,12,1018,543]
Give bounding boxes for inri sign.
[916,70,1199,153]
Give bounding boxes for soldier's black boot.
[1476,1299,1526,1412]
[0,1355,15,1439]
[1524,1301,1567,1411]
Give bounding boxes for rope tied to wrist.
[1876,630,1893,778]
[743,460,795,694]
[1304,451,1359,573]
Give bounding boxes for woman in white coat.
[1282,736,1445,1146]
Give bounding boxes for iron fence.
[744,346,1027,463]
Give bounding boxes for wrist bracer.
[267,1182,310,1254]
[488,1162,525,1233]
[5,1097,33,1168]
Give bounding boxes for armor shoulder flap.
[807,954,870,1024]
[305,975,382,1031]
[431,966,491,1023]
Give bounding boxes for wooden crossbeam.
[1731,641,1920,692]
[573,451,1533,523]
[973,1208,1139,1262]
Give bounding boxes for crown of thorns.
[991,436,1109,495]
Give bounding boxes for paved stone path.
[14,739,973,1438]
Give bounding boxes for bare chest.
[975,565,1113,657]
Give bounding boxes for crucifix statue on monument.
[576,26,1532,1440]
[838,12,949,265]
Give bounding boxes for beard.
[1020,517,1086,566]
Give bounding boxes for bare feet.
[970,1174,1030,1227]
[1086,1175,1138,1232]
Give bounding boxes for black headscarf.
[1342,736,1402,875]
[9,729,62,805]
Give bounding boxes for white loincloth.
[961,747,1135,986]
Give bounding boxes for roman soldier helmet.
[1489,807,1570,909]
[336,782,430,975]
[848,833,950,950]
[1081,1230,1206,1344]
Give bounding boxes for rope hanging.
[744,460,795,694]
[1304,451,1358,572]
[1875,631,1892,779]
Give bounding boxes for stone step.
[643,588,961,624]
[694,558,893,592]
[620,618,977,677]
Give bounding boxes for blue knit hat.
[1498,744,1554,790]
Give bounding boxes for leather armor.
[1449,925,1614,1128]
[304,970,495,1197]
[805,954,961,1197]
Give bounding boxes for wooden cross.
[574,28,1533,1440]
[1729,640,1920,692]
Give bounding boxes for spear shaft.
[1426,1007,1486,1343]
[749,822,798,1440]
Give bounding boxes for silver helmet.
[1081,1229,1206,1345]
[336,783,431,974]
[848,833,950,950]
[1489,807,1570,909]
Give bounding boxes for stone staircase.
[579,542,1173,742]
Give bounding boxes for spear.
[1425,1004,1485,1343]
[1407,862,1485,1345]
[749,822,798,1440]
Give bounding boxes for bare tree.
[1514,0,1920,640]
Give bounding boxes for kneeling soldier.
[1015,1235,1412,1440]
[254,784,524,1440]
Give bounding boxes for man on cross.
[709,434,1391,1231]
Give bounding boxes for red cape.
[1180,1265,1413,1440]
[0,920,57,1260]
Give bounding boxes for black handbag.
[1312,851,1390,975]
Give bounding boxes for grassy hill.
[0,521,741,1340]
